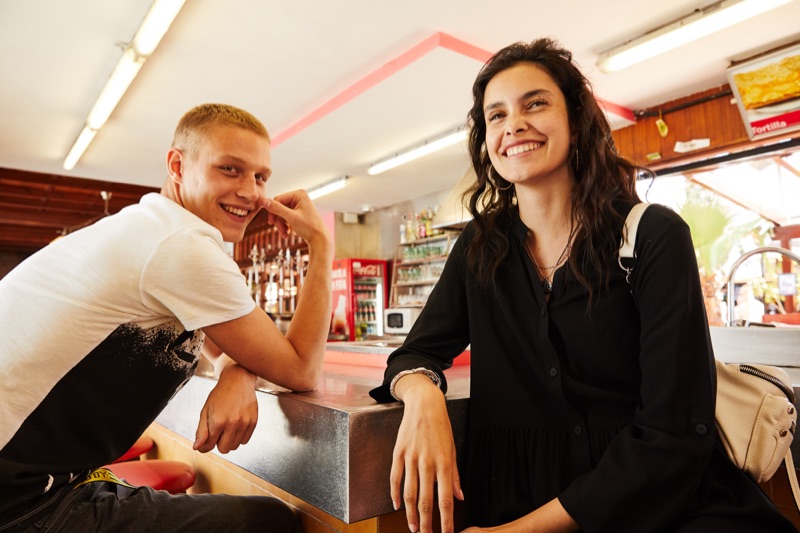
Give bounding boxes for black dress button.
[540,307,546,316]
[549,368,558,377]
[574,426,583,436]
[695,423,708,435]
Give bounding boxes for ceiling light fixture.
[368,127,468,176]
[308,176,348,200]
[596,0,794,74]
[63,127,98,172]
[63,0,186,170]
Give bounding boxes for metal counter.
[155,353,470,523]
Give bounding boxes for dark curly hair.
[463,38,643,300]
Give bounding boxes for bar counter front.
[149,342,471,533]
[149,330,800,531]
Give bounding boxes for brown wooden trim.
[0,168,159,253]
[0,168,160,196]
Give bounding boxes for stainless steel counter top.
[324,339,406,355]
[155,359,470,523]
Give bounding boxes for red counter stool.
[104,435,196,494]
[113,435,156,463]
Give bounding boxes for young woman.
[370,39,795,533]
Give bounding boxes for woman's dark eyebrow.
[484,88,552,114]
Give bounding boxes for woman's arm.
[559,205,717,531]
[370,227,473,403]
[374,227,474,533]
[461,498,578,533]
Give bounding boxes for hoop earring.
[489,168,513,191]
[494,179,513,191]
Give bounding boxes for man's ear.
[166,148,184,184]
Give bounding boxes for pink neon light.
[437,32,493,63]
[596,97,636,123]
[271,31,633,147]
[272,33,442,147]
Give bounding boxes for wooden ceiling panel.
[0,168,159,253]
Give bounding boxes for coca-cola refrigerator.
[329,258,388,342]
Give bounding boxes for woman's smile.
[504,140,544,157]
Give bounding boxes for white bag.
[715,360,796,483]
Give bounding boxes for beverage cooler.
[329,258,388,342]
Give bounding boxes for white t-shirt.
[0,193,255,515]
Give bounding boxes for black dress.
[370,203,796,532]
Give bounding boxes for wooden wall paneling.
[612,85,751,168]
[0,168,158,252]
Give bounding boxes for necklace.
[525,229,573,295]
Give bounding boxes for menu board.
[727,43,800,140]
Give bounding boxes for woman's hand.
[391,374,464,533]
[460,498,579,533]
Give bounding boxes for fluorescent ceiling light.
[63,0,186,170]
[368,127,468,176]
[596,0,794,73]
[87,49,145,130]
[133,0,187,56]
[63,127,97,171]
[308,176,348,200]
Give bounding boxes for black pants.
[22,481,299,533]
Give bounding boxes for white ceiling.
[1,0,799,214]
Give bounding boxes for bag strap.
[618,203,651,285]
[784,449,800,511]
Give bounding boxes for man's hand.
[194,363,258,454]
[261,190,331,250]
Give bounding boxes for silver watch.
[389,367,442,401]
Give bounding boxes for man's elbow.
[291,368,322,392]
[278,360,323,391]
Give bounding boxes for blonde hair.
[172,103,270,158]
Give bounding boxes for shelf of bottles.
[390,233,458,308]
[234,210,308,317]
[399,206,442,245]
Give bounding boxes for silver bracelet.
[389,367,442,401]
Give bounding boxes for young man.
[0,103,333,532]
